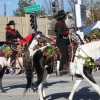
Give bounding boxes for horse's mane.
[78,41,100,59]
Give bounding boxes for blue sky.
[0,0,70,16]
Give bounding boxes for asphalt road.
[0,72,100,100]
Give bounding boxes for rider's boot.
[59,62,69,76]
[10,60,15,67]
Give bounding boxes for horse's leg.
[68,78,83,100]
[38,70,50,100]
[56,55,60,76]
[42,70,50,98]
[82,73,100,95]
[89,81,100,95]
[0,78,3,90]
[76,63,100,96]
[57,61,60,75]
[0,78,6,93]
[38,81,44,100]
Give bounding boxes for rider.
[54,10,71,73]
[5,20,26,67]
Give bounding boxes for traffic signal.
[30,13,37,32]
[52,0,59,14]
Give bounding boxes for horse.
[25,34,100,100]
[24,33,83,100]
[68,41,100,100]
[0,31,51,93]
[24,45,54,100]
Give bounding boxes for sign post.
[75,0,86,41]
[24,5,40,13]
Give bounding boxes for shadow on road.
[44,80,69,88]
[3,84,26,91]
[46,86,100,100]
[3,80,69,91]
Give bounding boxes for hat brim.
[7,23,16,26]
[54,14,66,20]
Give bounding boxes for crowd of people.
[84,34,100,43]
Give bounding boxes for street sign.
[24,5,40,13]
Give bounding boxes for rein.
[68,33,81,62]
[78,47,89,57]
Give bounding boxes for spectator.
[84,36,91,43]
[91,34,100,41]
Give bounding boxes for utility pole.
[4,3,6,16]
[0,2,12,16]
[61,0,64,10]
[49,0,52,15]
[32,0,34,5]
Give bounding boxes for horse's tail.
[24,57,34,94]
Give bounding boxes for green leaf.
[42,45,56,62]
[80,56,96,69]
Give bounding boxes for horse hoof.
[33,89,37,93]
[68,99,72,100]
[67,98,72,100]
[43,97,46,100]
[2,89,7,93]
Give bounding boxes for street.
[0,72,100,100]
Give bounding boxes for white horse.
[25,35,100,100]
[68,41,100,100]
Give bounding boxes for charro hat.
[54,10,69,20]
[7,20,16,26]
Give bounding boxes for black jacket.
[55,21,69,38]
[6,28,25,44]
[55,21,70,45]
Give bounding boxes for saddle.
[55,41,78,62]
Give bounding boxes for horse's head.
[37,31,52,46]
[68,33,85,45]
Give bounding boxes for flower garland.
[77,54,96,69]
[43,45,56,62]
[2,45,11,58]
[2,45,30,60]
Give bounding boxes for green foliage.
[96,1,100,7]
[13,0,32,16]
[80,56,96,69]
[2,45,9,58]
[13,0,46,17]
[2,44,30,60]
[43,45,56,62]
[88,28,100,38]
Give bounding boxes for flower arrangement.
[43,45,56,62]
[2,45,10,58]
[77,54,96,69]
[2,45,30,60]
